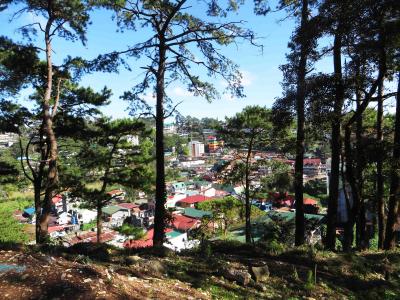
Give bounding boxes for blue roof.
[23,207,35,216]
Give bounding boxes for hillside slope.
[0,243,399,299]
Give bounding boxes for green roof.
[183,207,212,219]
[172,182,186,189]
[167,230,184,238]
[102,205,124,215]
[256,211,325,223]
[226,211,326,243]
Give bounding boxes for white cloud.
[170,86,192,97]
[240,70,254,87]
[222,94,236,102]
[219,70,255,88]
[25,11,47,29]
[141,93,156,104]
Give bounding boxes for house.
[166,194,186,208]
[75,209,97,224]
[107,190,126,201]
[68,230,117,245]
[171,214,200,231]
[164,123,177,135]
[123,228,173,249]
[180,160,206,168]
[303,198,320,214]
[303,158,324,177]
[194,180,213,191]
[188,141,205,157]
[22,207,35,219]
[117,202,140,213]
[48,225,67,238]
[170,182,187,194]
[183,207,212,219]
[102,205,131,226]
[57,212,70,225]
[123,228,198,251]
[0,132,18,148]
[269,192,295,208]
[52,194,66,213]
[177,195,214,208]
[164,230,199,252]
[200,187,217,197]
[206,136,224,153]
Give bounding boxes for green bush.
[304,179,327,197]
[117,224,146,239]
[304,269,315,291]
[0,198,33,244]
[0,210,28,243]
[81,220,97,231]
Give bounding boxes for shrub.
[117,224,146,240]
[304,269,315,291]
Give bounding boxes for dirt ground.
[0,249,210,300]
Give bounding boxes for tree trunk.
[376,27,386,249]
[326,29,344,251]
[384,71,400,250]
[245,138,254,243]
[343,125,361,251]
[294,0,309,247]
[39,16,58,243]
[97,199,102,243]
[34,181,42,244]
[341,153,353,252]
[153,42,167,247]
[355,89,367,250]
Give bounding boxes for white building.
[180,159,205,168]
[126,135,139,146]
[164,231,200,252]
[164,123,177,135]
[0,132,18,148]
[188,141,205,157]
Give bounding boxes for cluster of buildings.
[9,120,330,249]
[0,132,18,148]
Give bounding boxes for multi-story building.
[164,123,177,135]
[206,135,224,153]
[188,141,205,157]
[0,132,18,148]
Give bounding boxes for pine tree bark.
[97,199,103,243]
[376,79,386,249]
[153,41,167,247]
[326,29,344,250]
[355,90,366,249]
[294,0,309,247]
[376,27,386,249]
[384,71,400,250]
[39,14,59,243]
[245,136,254,243]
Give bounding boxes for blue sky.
[0,1,336,120]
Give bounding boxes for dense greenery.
[0,197,32,243]
[117,224,146,240]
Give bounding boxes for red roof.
[69,231,116,244]
[123,228,173,249]
[178,195,213,205]
[172,214,199,231]
[52,194,63,204]
[48,225,65,233]
[304,198,317,205]
[117,203,139,210]
[303,158,321,165]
